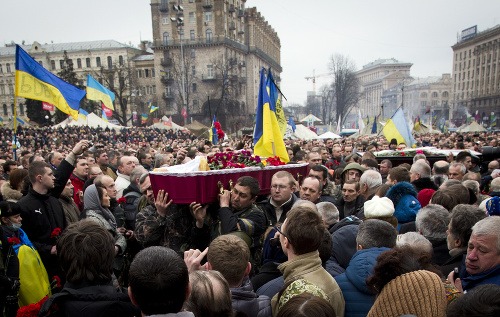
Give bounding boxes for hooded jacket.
[335,247,390,317]
[385,182,421,228]
[1,181,23,202]
[325,222,360,277]
[231,278,272,317]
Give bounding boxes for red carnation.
[50,227,62,239]
[8,237,20,245]
[117,197,126,204]
[16,295,48,317]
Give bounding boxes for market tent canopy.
[293,124,319,140]
[458,121,486,132]
[299,114,322,125]
[317,131,341,139]
[185,120,210,136]
[150,116,187,131]
[53,113,124,131]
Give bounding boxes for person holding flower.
[0,201,51,314]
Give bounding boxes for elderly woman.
[82,184,126,256]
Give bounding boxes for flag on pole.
[16,117,26,125]
[491,112,497,127]
[371,115,378,134]
[102,103,112,118]
[86,74,115,111]
[102,109,109,122]
[253,68,289,163]
[266,69,287,137]
[42,102,55,111]
[15,45,85,119]
[336,114,341,134]
[209,115,218,145]
[288,116,296,132]
[358,109,365,132]
[141,113,148,124]
[382,108,415,147]
[150,105,159,113]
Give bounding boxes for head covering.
[83,184,117,229]
[277,278,330,312]
[364,196,398,228]
[417,189,435,208]
[0,201,21,218]
[341,163,367,179]
[367,270,447,317]
[431,184,475,211]
[486,196,500,216]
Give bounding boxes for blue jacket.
[385,182,421,229]
[335,247,389,317]
[231,278,272,317]
[460,263,500,292]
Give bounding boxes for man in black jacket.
[18,140,89,278]
[257,171,298,226]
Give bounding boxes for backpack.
[121,191,141,230]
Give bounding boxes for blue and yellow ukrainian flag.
[266,69,286,137]
[15,45,85,120]
[382,108,415,147]
[253,69,289,163]
[86,74,115,111]
[209,115,218,145]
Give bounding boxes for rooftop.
[0,40,139,56]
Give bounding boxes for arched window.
[206,29,213,43]
[96,57,101,67]
[107,56,113,69]
[432,92,438,98]
[119,55,124,66]
[442,91,449,98]
[163,32,169,45]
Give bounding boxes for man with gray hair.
[335,219,397,317]
[359,170,382,201]
[317,202,339,231]
[415,204,451,266]
[448,162,467,181]
[410,159,438,192]
[442,204,486,276]
[449,216,500,292]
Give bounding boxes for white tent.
[299,114,322,126]
[317,131,341,139]
[458,121,486,132]
[151,117,186,131]
[293,124,319,140]
[54,113,124,131]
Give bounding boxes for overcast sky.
[2,0,499,107]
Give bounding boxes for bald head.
[432,160,449,175]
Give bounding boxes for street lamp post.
[171,4,188,125]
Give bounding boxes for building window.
[2,104,7,116]
[6,63,11,73]
[152,85,156,94]
[77,58,82,68]
[0,64,2,73]
[207,64,214,78]
[152,69,156,78]
[420,92,427,99]
[190,30,195,40]
[140,87,146,96]
[163,32,169,45]
[96,57,101,67]
[193,99,199,109]
[189,12,195,23]
[190,49,196,58]
[138,69,143,78]
[119,55,124,66]
[19,104,24,116]
[86,58,91,68]
[0,83,4,95]
[165,86,172,96]
[205,11,212,22]
[59,60,64,69]
[51,60,56,70]
[192,65,196,75]
[420,100,427,107]
[146,86,151,95]
[107,56,113,69]
[162,17,169,24]
[192,83,197,92]
[432,92,438,98]
[206,29,213,43]
[442,91,449,98]
[145,69,150,78]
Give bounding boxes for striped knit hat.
[367,270,447,317]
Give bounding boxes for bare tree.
[328,54,360,126]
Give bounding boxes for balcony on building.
[238,9,245,17]
[202,74,217,81]
[163,93,174,100]
[161,75,174,85]
[202,1,213,9]
[228,4,235,12]
[161,58,173,67]
[229,22,236,31]
[159,4,169,12]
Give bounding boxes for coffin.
[149,163,309,204]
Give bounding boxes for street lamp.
[171,4,188,125]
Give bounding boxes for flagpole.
[13,96,18,161]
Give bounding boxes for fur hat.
[417,189,435,208]
[364,196,398,228]
[367,270,447,317]
[0,201,21,218]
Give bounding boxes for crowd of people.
[0,124,499,317]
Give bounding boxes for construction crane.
[304,69,333,94]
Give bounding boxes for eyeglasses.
[269,225,292,247]
[271,184,289,190]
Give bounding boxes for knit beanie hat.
[367,270,447,317]
[417,188,435,207]
[364,196,398,228]
[486,196,500,216]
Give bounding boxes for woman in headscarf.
[82,184,126,256]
